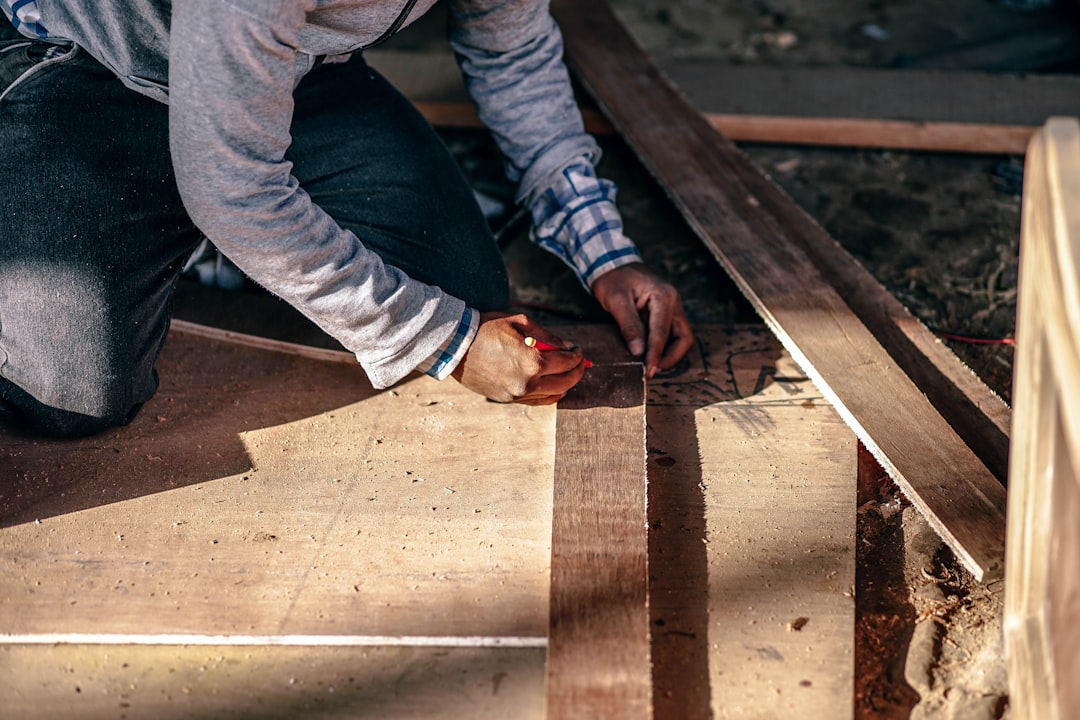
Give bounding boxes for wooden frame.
[1005,117,1080,720]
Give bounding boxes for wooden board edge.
[169,319,357,365]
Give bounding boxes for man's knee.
[0,350,158,438]
[0,377,149,438]
[0,265,163,438]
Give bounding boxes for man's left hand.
[590,262,695,378]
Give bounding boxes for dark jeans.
[0,39,508,438]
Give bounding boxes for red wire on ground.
[931,328,1015,346]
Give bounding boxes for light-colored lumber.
[0,331,556,639]
[0,645,545,720]
[644,327,856,720]
[1005,117,1080,720]
[550,0,1006,581]
[1,323,858,717]
[546,363,651,720]
[170,318,356,365]
[699,116,1031,155]
[405,99,1031,155]
[702,341,855,718]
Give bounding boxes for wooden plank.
[546,363,651,719]
[0,330,556,639]
[696,117,1031,155]
[0,645,546,720]
[550,0,1007,582]
[1005,117,1080,720]
[170,318,356,365]
[364,48,1080,153]
[645,327,855,719]
[408,100,1031,155]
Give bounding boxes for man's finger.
[658,313,696,371]
[526,359,588,398]
[644,290,675,376]
[530,346,586,376]
[607,292,647,357]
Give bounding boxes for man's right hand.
[450,313,588,405]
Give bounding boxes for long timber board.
[546,364,651,719]
[549,0,1006,582]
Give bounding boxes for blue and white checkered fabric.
[414,306,478,380]
[0,0,52,40]
[528,161,642,287]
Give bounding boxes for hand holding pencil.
[451,312,589,405]
[524,336,593,368]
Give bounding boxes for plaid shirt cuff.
[527,161,643,288]
[415,306,479,381]
[1,0,53,39]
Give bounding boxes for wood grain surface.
[546,364,651,719]
[549,0,1005,581]
[1005,118,1080,720]
[364,48,1080,154]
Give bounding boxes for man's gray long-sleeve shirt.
[19,0,642,388]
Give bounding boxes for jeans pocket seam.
[0,42,80,103]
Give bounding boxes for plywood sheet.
[0,331,556,640]
[1,323,856,719]
[645,327,855,720]
[0,645,545,720]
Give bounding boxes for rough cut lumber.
[546,363,651,720]
[364,48,1080,154]
[1005,117,1080,720]
[550,0,1007,582]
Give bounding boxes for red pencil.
[524,336,593,368]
